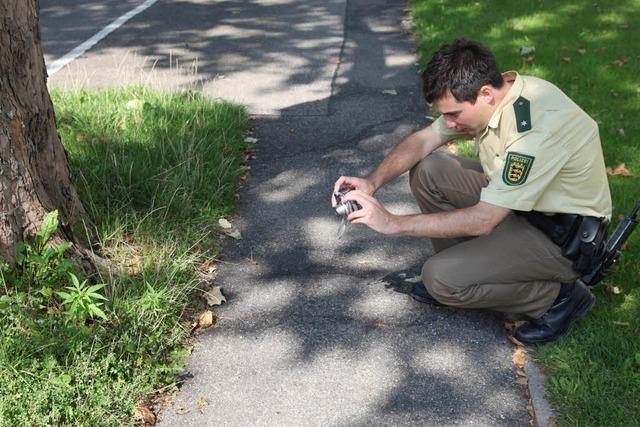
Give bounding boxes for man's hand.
[340,191,511,238]
[342,190,399,235]
[331,176,376,206]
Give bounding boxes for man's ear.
[477,85,495,104]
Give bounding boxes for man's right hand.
[332,176,376,206]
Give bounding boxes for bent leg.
[421,214,579,318]
[409,151,488,253]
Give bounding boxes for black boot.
[410,282,444,306]
[514,281,595,344]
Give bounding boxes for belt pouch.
[562,216,608,273]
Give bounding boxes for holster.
[516,211,608,273]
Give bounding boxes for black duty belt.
[515,210,609,273]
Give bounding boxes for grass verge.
[0,87,250,425]
[409,1,639,425]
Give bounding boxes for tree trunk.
[0,0,89,266]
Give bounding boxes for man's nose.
[444,117,457,129]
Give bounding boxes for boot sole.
[410,291,443,306]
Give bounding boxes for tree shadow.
[41,0,537,424]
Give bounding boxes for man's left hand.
[342,190,399,235]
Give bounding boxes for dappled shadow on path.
[161,1,527,425]
[42,0,531,424]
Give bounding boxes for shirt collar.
[487,71,523,129]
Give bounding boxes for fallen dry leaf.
[606,163,634,177]
[198,311,215,328]
[189,321,199,335]
[526,404,534,419]
[508,335,525,347]
[561,56,572,63]
[512,347,528,367]
[515,377,528,386]
[135,404,156,425]
[196,397,209,413]
[218,218,233,229]
[607,284,622,295]
[618,128,626,137]
[613,320,630,327]
[176,407,192,415]
[612,58,628,66]
[223,228,242,239]
[611,91,619,97]
[200,260,218,275]
[203,286,226,306]
[516,368,526,377]
[372,322,393,330]
[577,48,587,55]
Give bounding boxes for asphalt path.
[41,0,147,64]
[40,1,533,425]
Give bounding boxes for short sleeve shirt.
[431,72,612,219]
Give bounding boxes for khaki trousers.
[409,151,579,318]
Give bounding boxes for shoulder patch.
[513,96,532,132]
[503,152,535,186]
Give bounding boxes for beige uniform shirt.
[431,72,612,219]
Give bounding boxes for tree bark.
[0,0,88,265]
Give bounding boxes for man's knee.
[421,257,457,302]
[409,151,450,196]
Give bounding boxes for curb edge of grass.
[525,359,556,426]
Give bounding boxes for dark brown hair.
[422,38,504,103]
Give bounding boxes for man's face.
[433,90,493,137]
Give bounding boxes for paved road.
[41,1,530,425]
[41,0,145,63]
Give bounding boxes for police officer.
[332,38,612,344]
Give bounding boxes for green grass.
[410,1,640,425]
[0,88,250,425]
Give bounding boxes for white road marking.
[46,0,159,76]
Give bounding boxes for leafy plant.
[1,210,74,293]
[138,281,170,317]
[57,273,108,324]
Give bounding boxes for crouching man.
[332,38,611,344]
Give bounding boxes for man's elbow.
[470,221,497,237]
[477,221,499,236]
[473,204,510,236]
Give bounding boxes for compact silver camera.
[333,189,362,217]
